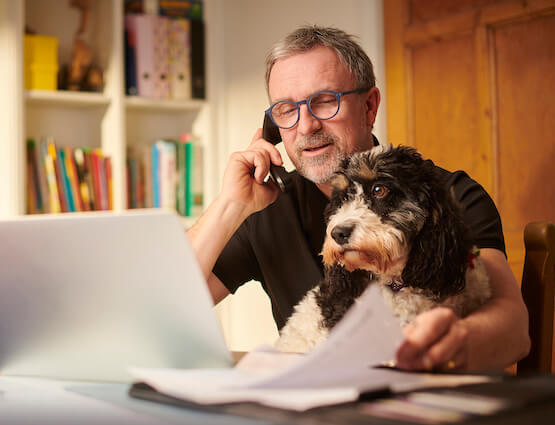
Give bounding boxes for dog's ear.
[401,170,471,298]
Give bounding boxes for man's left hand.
[395,307,470,371]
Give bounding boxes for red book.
[91,150,103,210]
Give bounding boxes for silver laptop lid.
[0,209,232,382]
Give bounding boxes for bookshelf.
[0,0,212,218]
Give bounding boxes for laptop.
[0,209,233,382]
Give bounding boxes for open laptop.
[0,209,233,382]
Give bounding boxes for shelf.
[125,96,204,112]
[25,90,111,107]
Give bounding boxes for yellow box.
[24,35,59,90]
[25,64,59,91]
[24,34,58,66]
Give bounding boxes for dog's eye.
[341,193,349,202]
[372,185,389,198]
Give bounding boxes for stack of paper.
[130,284,493,411]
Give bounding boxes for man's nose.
[296,103,322,136]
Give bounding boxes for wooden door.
[384,0,555,282]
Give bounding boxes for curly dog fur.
[276,144,490,353]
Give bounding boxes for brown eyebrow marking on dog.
[356,162,377,180]
[330,173,350,191]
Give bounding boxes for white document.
[130,284,493,411]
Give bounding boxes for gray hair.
[265,25,376,96]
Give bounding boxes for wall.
[205,0,386,350]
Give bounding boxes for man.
[188,26,530,371]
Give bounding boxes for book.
[190,19,205,99]
[73,147,91,211]
[192,141,203,217]
[105,156,113,210]
[26,139,40,214]
[158,140,177,210]
[63,147,82,212]
[57,148,75,212]
[124,15,138,96]
[151,143,160,207]
[47,139,68,213]
[184,138,194,216]
[33,138,49,213]
[41,138,61,213]
[176,140,187,216]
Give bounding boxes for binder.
[152,16,170,99]
[190,19,205,99]
[168,19,192,100]
[124,15,138,95]
[133,14,156,98]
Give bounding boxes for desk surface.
[2,375,555,425]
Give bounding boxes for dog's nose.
[331,224,354,245]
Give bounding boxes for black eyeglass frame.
[264,87,370,130]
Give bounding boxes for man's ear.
[365,87,380,128]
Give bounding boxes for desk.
[2,375,555,425]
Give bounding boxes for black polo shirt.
[213,154,505,330]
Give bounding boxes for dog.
[276,144,490,353]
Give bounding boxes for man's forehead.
[268,46,354,102]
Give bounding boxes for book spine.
[105,156,113,210]
[143,146,153,208]
[58,148,75,212]
[64,147,82,212]
[176,141,186,216]
[84,149,97,210]
[190,19,205,99]
[91,150,103,210]
[48,140,68,212]
[151,143,160,207]
[152,16,170,99]
[124,15,138,96]
[193,142,203,217]
[73,147,91,211]
[169,18,191,100]
[185,140,194,216]
[42,139,61,213]
[134,14,155,98]
[26,139,39,214]
[34,138,49,213]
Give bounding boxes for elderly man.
[188,25,530,371]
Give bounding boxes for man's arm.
[187,128,282,304]
[396,248,531,371]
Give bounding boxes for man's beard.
[292,133,347,184]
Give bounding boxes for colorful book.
[151,143,160,207]
[41,138,61,213]
[105,156,113,210]
[159,140,177,210]
[47,139,68,212]
[33,138,49,213]
[57,148,75,212]
[184,138,194,216]
[73,147,91,211]
[26,139,40,214]
[176,140,187,216]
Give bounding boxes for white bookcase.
[0,0,218,222]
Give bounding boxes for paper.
[130,284,493,411]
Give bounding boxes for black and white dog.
[276,144,490,353]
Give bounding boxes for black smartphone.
[262,114,291,192]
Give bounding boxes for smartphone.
[262,114,291,192]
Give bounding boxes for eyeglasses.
[265,88,370,129]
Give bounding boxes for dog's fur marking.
[275,144,491,353]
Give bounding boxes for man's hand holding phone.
[218,128,283,220]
